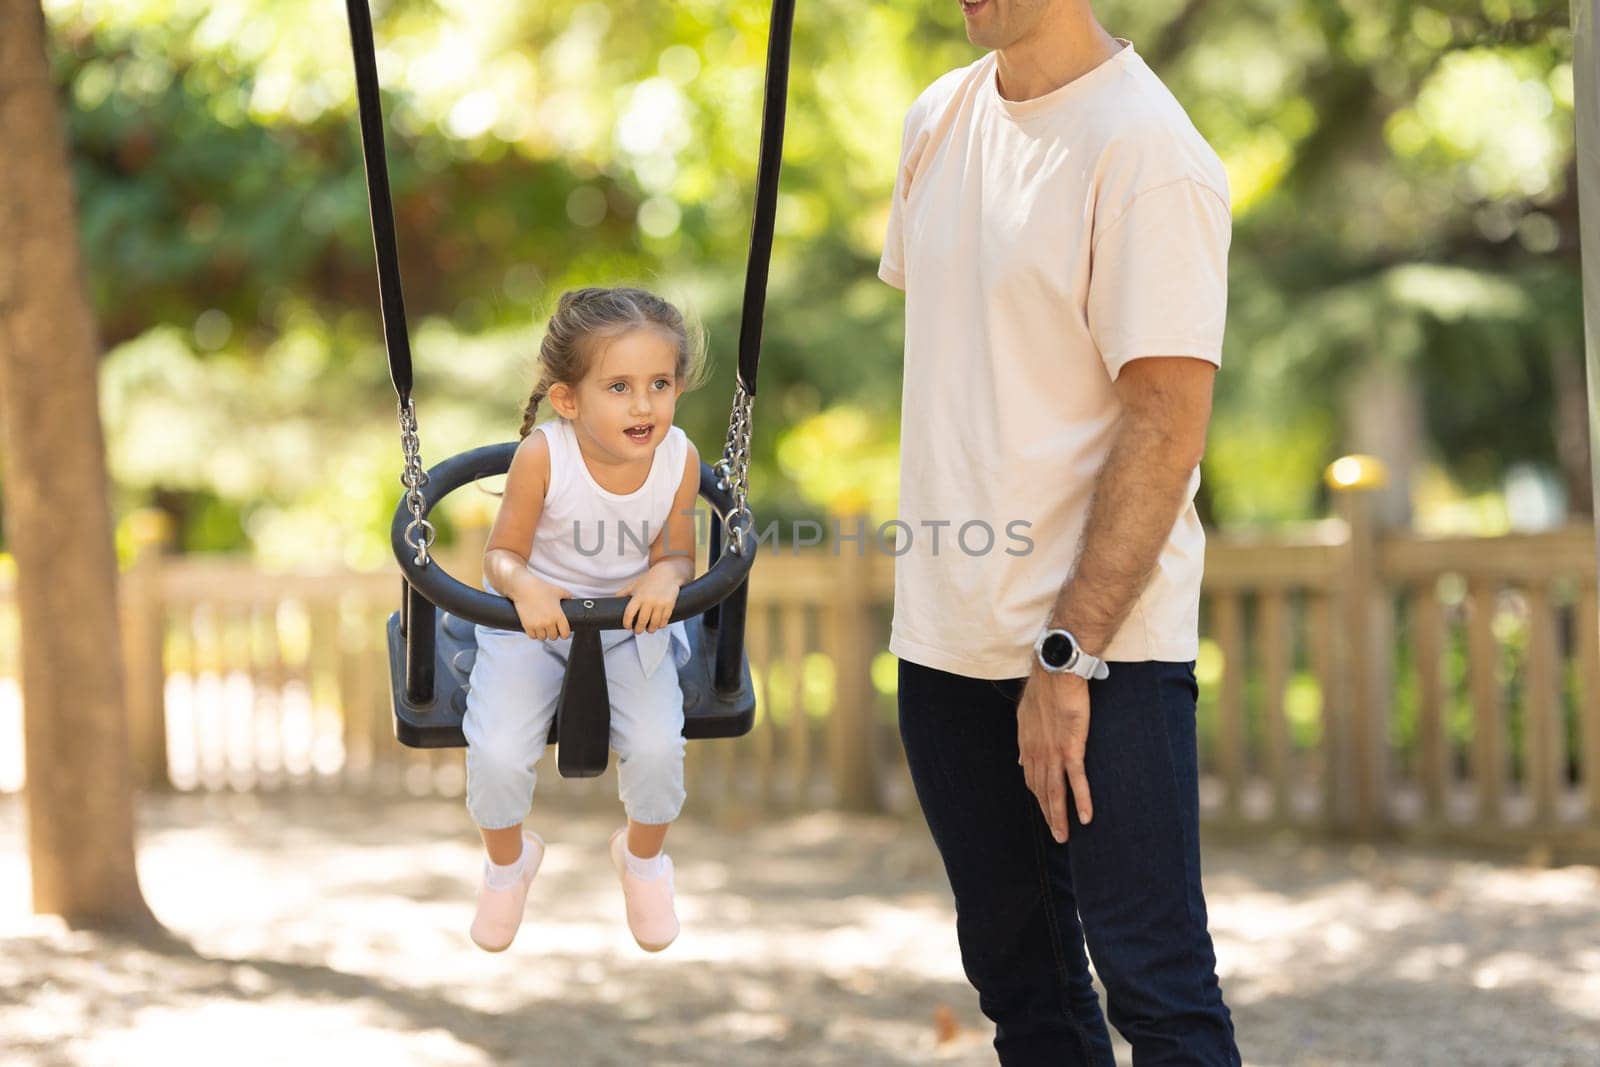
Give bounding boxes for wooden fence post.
[1326,455,1391,834]
[120,509,172,791]
[1211,591,1247,821]
[827,514,880,812]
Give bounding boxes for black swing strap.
[343,0,795,405]
[345,0,413,406]
[735,0,795,397]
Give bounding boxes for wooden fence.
[2,469,1598,849]
[1201,505,1599,851]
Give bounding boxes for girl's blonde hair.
[520,286,709,438]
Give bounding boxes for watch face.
[1040,631,1075,668]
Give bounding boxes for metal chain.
[714,384,754,555]
[398,398,436,565]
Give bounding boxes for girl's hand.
[616,564,683,635]
[507,573,573,641]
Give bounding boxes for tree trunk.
[1344,358,1421,530]
[1553,344,1593,519]
[0,0,155,929]
[1576,0,1600,530]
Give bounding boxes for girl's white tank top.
[516,417,692,675]
[527,416,690,597]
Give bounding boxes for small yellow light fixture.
[1324,454,1391,492]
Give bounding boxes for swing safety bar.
[391,442,757,707]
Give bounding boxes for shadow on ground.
[2,792,1598,1066]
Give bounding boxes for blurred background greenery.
[7,0,1586,568]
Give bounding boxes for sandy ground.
[2,791,1598,1067]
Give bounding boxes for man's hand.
[1017,668,1093,843]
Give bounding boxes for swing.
[342,0,795,779]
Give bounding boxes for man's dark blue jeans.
[898,658,1240,1066]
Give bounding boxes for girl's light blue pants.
[464,624,688,829]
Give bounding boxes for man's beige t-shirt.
[878,40,1232,679]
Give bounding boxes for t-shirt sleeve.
[877,108,917,291]
[1086,177,1232,380]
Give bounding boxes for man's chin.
[967,28,1009,50]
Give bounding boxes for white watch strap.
[1070,653,1110,681]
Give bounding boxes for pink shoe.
[470,830,546,952]
[609,828,679,953]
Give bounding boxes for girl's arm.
[620,440,700,633]
[650,439,701,584]
[483,433,571,639]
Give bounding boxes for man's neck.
[994,9,1122,103]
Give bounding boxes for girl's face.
[551,327,683,463]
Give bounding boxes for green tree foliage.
[21,0,1584,559]
[1164,0,1584,521]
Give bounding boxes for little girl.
[465,286,708,954]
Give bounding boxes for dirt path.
[2,793,1597,1066]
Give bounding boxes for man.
[879,2,1240,1064]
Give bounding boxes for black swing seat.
[384,607,756,750]
[385,442,758,778]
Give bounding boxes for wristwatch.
[1034,626,1110,681]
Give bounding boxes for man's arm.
[1049,355,1215,650]
[1017,354,1215,844]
